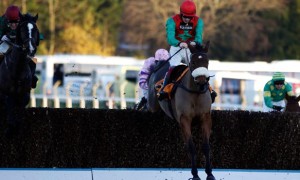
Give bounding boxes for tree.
[269,0,300,60]
[119,0,287,61]
[198,0,287,61]
[118,0,179,57]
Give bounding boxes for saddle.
[155,65,188,99]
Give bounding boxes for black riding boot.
[135,97,147,111]
[28,59,38,89]
[210,89,217,103]
[157,68,173,101]
[0,54,4,64]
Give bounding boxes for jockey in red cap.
[0,5,39,88]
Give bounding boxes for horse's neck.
[10,47,26,62]
[184,71,197,89]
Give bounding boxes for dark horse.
[285,94,300,112]
[0,13,39,137]
[148,42,215,180]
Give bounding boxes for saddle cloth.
[155,65,189,99]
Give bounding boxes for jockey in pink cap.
[155,48,170,61]
[135,49,170,110]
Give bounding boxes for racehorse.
[0,13,40,137]
[148,42,215,180]
[285,94,300,112]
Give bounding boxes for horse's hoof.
[206,175,215,180]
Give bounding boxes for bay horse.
[148,42,215,180]
[285,94,300,112]
[0,13,40,137]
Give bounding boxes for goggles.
[274,80,284,85]
[8,20,20,23]
[181,15,193,19]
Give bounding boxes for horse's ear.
[19,13,24,21]
[285,93,290,100]
[297,95,300,102]
[34,14,38,22]
[203,41,210,53]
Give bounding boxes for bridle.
[175,49,211,94]
[17,20,39,57]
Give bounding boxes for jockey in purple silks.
[136,49,170,110]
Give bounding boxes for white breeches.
[169,46,191,66]
[263,100,285,112]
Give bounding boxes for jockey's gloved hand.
[1,35,10,42]
[179,42,188,48]
[273,105,283,111]
[190,41,196,46]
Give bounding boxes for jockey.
[263,72,294,112]
[0,5,39,89]
[158,0,217,102]
[136,49,170,110]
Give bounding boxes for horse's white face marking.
[191,67,210,78]
[198,55,202,59]
[27,23,35,54]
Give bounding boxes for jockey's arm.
[285,82,294,96]
[263,83,273,108]
[194,18,204,45]
[166,18,180,47]
[0,17,6,40]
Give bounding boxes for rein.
[3,40,22,50]
[153,48,183,73]
[175,48,210,94]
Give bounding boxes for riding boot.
[0,53,4,64]
[209,85,217,103]
[135,96,147,111]
[28,58,38,88]
[157,67,173,101]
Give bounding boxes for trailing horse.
[0,13,40,138]
[285,94,300,112]
[148,42,215,180]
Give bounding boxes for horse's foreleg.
[5,95,25,138]
[180,117,199,179]
[201,113,215,180]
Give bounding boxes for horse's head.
[16,13,40,57]
[188,41,210,85]
[285,94,300,112]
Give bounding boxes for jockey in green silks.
[263,72,294,112]
[158,0,217,102]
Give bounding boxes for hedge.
[0,108,299,169]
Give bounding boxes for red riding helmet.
[180,0,196,17]
[5,5,20,22]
